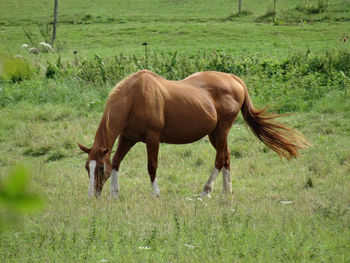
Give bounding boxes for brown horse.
[78,70,309,198]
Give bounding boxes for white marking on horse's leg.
[110,169,119,199]
[222,167,232,194]
[151,178,160,196]
[201,168,220,198]
[88,160,96,197]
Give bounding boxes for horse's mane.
[92,70,161,147]
[101,70,155,136]
[106,70,157,110]
[101,74,132,136]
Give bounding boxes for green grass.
[1,0,350,58]
[0,0,350,262]
[0,101,349,262]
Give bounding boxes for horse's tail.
[236,76,310,160]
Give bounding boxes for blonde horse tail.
[239,80,310,160]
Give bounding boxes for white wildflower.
[39,42,52,50]
[138,246,151,250]
[98,260,108,263]
[184,244,198,249]
[14,55,23,58]
[21,44,28,49]
[280,200,293,204]
[185,197,194,201]
[29,47,39,54]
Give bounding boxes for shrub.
[255,10,276,22]
[1,57,34,83]
[295,0,328,14]
[1,49,349,113]
[45,63,57,79]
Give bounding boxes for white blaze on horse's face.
[88,160,96,197]
[79,144,111,198]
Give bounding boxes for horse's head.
[78,143,112,198]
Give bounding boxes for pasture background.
[0,0,350,262]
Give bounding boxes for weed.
[1,56,34,83]
[231,149,243,158]
[23,146,51,157]
[304,177,314,189]
[145,227,158,248]
[45,63,57,79]
[180,149,192,158]
[194,158,204,167]
[295,0,328,14]
[173,210,181,237]
[255,10,276,22]
[46,151,65,162]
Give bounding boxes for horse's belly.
[160,127,215,144]
[160,100,217,144]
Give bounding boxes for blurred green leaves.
[0,166,44,231]
[0,55,34,83]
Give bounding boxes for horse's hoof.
[200,192,212,199]
[109,194,119,200]
[151,193,160,198]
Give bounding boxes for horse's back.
[183,71,245,102]
[183,71,246,119]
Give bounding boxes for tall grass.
[0,56,34,83]
[1,48,349,113]
[41,48,350,83]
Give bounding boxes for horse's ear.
[101,148,109,156]
[78,143,91,154]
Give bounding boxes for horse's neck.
[94,94,127,150]
[93,116,117,150]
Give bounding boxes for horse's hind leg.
[222,147,232,194]
[201,127,230,197]
[110,135,136,198]
[208,134,232,193]
[146,132,160,196]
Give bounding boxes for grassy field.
[1,0,350,262]
[1,0,350,57]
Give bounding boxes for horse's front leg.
[110,135,136,199]
[146,132,160,196]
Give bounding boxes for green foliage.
[0,166,43,230]
[46,150,65,162]
[23,146,51,157]
[255,10,276,22]
[1,48,349,113]
[295,0,328,14]
[0,56,34,83]
[45,62,58,79]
